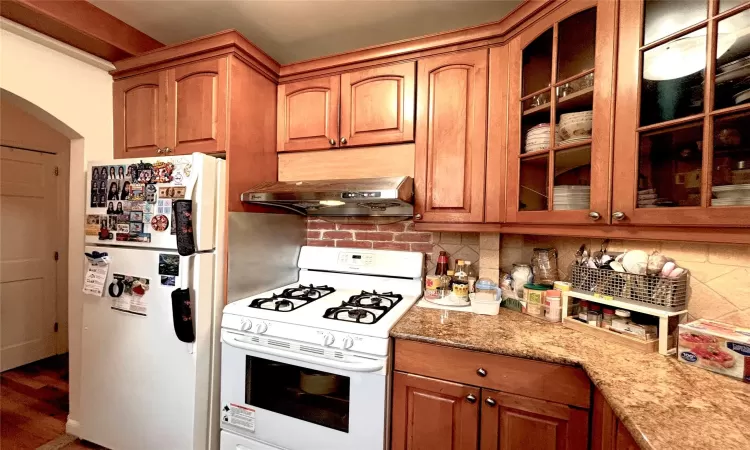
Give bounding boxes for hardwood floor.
[0,355,104,450]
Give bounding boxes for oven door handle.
[223,336,385,373]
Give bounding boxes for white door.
[0,148,58,371]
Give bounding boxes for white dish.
[554,185,590,190]
[712,184,750,198]
[558,111,593,141]
[734,88,750,105]
[712,198,750,206]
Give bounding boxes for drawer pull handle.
[485,397,496,407]
[466,394,477,404]
[477,368,487,377]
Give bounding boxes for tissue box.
[678,319,750,383]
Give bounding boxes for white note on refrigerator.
[83,259,109,297]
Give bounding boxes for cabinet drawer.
[394,340,591,408]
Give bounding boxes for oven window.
[246,356,350,433]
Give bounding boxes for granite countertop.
[391,306,750,450]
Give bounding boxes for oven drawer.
[394,339,590,408]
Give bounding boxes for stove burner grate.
[324,290,403,324]
[248,285,335,312]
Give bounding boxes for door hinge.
[54,251,59,261]
[54,166,59,176]
[54,322,59,332]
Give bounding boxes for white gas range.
[220,246,423,450]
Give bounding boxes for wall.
[496,235,750,327]
[0,19,115,433]
[1,98,71,353]
[306,219,501,282]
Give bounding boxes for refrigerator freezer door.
[85,153,218,251]
[79,245,217,450]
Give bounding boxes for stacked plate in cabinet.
[712,184,750,206]
[525,124,560,153]
[552,185,590,210]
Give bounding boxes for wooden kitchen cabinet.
[166,58,228,155]
[114,56,230,157]
[391,371,480,450]
[480,390,589,450]
[591,389,640,450]
[277,61,416,152]
[611,0,750,226]
[414,49,488,223]
[113,71,166,159]
[504,0,617,225]
[277,75,340,152]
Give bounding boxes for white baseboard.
[65,417,81,436]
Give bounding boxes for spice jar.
[577,300,589,321]
[602,308,615,329]
[587,303,602,327]
[531,248,558,286]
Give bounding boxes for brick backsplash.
[306,219,492,275]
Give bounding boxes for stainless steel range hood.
[241,176,414,217]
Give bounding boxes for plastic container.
[531,248,558,285]
[471,293,501,315]
[544,290,562,322]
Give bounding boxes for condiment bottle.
[440,270,454,296]
[435,251,449,276]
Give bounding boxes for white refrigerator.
[80,153,226,450]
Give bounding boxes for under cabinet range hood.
[241,176,414,217]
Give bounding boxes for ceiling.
[88,0,522,64]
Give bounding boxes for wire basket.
[570,265,688,311]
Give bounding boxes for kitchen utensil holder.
[570,265,688,311]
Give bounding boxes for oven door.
[220,331,388,450]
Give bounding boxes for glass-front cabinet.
[613,0,750,226]
[505,0,617,224]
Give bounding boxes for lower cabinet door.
[480,390,588,450]
[391,371,479,450]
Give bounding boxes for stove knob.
[240,318,253,332]
[322,333,335,347]
[256,322,268,334]
[342,336,354,349]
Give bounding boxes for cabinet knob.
[329,138,336,146]
[588,211,601,221]
[414,213,422,220]
[485,397,497,407]
[476,368,487,377]
[164,147,171,154]
[612,211,626,221]
[466,394,477,404]
[340,137,348,145]
[157,148,164,154]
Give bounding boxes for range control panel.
[341,191,381,199]
[337,251,374,267]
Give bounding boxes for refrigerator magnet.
[116,223,130,233]
[130,222,144,233]
[158,254,179,276]
[129,211,143,222]
[151,215,168,232]
[152,161,174,184]
[145,184,157,203]
[160,276,176,286]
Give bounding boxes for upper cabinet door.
[391,372,479,450]
[505,0,617,224]
[415,49,488,223]
[277,76,340,152]
[339,61,416,147]
[166,57,228,155]
[480,390,589,450]
[113,71,165,159]
[612,0,750,226]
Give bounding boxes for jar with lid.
[531,248,558,286]
[523,284,547,317]
[602,308,615,329]
[612,309,631,327]
[587,303,602,327]
[544,290,561,322]
[577,300,589,322]
[439,270,454,297]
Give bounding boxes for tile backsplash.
[306,219,749,327]
[497,234,750,327]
